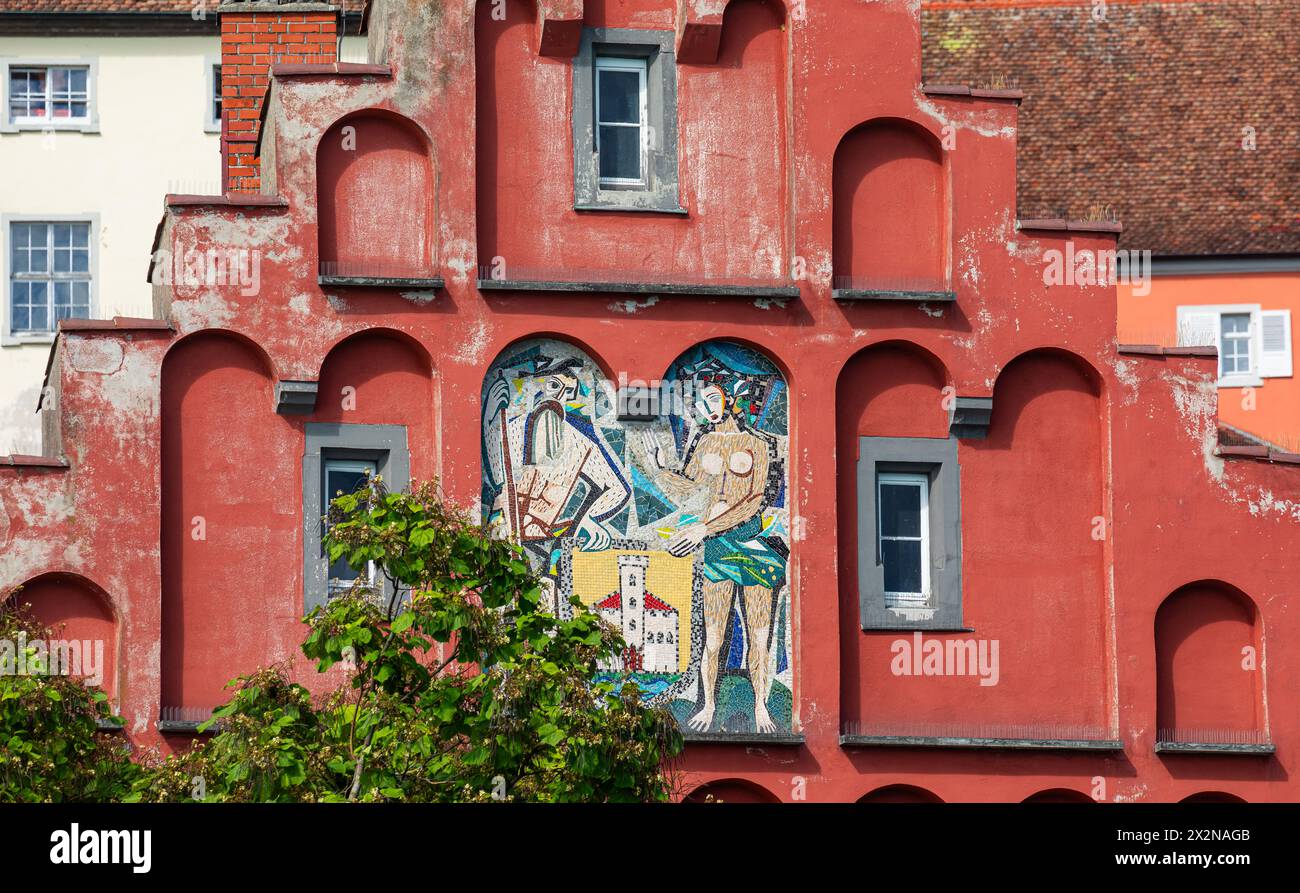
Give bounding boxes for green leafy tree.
[136,478,683,802]
[0,601,140,802]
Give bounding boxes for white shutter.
[1176,307,1219,347]
[1259,309,1293,378]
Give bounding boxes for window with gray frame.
[572,28,682,214]
[303,423,410,615]
[856,436,965,630]
[8,221,92,335]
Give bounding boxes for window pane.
[27,281,49,331]
[597,68,640,124]
[71,224,89,248]
[1222,313,1250,335]
[71,281,90,318]
[324,462,375,585]
[882,539,922,594]
[325,467,372,511]
[598,124,641,181]
[880,482,922,537]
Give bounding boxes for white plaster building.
[0,3,363,453]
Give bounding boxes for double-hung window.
[856,437,964,630]
[6,65,91,127]
[323,458,379,597]
[206,61,223,133]
[595,56,648,188]
[8,220,93,337]
[572,29,682,214]
[877,472,930,606]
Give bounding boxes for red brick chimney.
[219,1,341,194]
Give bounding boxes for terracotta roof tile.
[0,1,199,11]
[922,0,1300,255]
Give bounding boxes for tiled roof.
[0,1,199,10]
[922,0,1300,255]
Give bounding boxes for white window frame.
[877,471,931,606]
[0,58,100,133]
[2,213,100,346]
[594,55,648,188]
[1176,303,1267,387]
[204,56,222,134]
[322,457,380,596]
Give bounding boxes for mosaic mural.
[481,339,793,735]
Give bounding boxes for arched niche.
[160,331,298,717]
[7,572,118,701]
[955,348,1108,731]
[835,341,950,722]
[833,118,947,293]
[858,784,944,804]
[317,110,434,279]
[314,329,436,444]
[1181,791,1247,804]
[1022,788,1096,804]
[1156,581,1263,743]
[683,778,781,803]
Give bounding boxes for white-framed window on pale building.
[3,216,98,343]
[1,59,99,132]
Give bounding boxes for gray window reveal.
[573,28,683,214]
[303,423,410,615]
[857,436,964,630]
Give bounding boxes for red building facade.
[1,0,1297,802]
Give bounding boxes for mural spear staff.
[496,369,521,542]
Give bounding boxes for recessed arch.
[1022,788,1097,804]
[953,345,1109,733]
[1156,580,1264,744]
[163,327,278,382]
[858,784,944,804]
[161,330,298,716]
[1180,791,1248,804]
[833,117,948,292]
[5,572,119,701]
[836,339,952,726]
[683,778,781,803]
[316,326,435,380]
[317,108,435,278]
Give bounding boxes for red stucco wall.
[1,0,1297,802]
